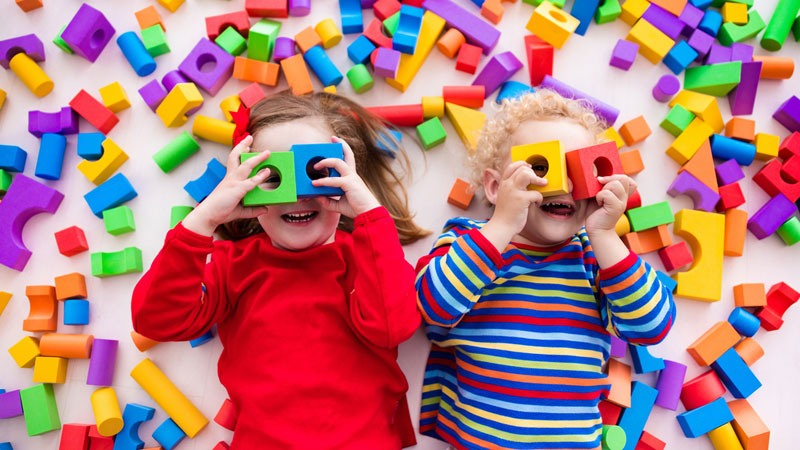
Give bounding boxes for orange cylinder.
[131,331,159,352]
[734,337,764,366]
[436,28,465,59]
[753,55,794,79]
[39,333,93,358]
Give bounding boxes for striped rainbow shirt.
[416,217,675,450]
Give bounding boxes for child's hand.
[585,174,637,237]
[311,136,381,218]
[182,135,273,236]
[481,161,548,251]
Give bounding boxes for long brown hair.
[220,90,429,245]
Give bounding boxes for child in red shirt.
[131,91,428,449]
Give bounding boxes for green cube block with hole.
[241,152,297,206]
[595,0,621,24]
[20,384,60,436]
[141,24,170,57]
[417,117,447,150]
[718,10,765,45]
[102,205,136,235]
[660,104,696,137]
[249,19,281,61]
[684,62,742,97]
[626,201,674,231]
[215,26,247,56]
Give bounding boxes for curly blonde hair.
[468,89,610,189]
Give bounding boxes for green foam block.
[248,19,281,62]
[153,131,200,173]
[601,424,626,450]
[0,169,11,193]
[347,64,374,94]
[141,24,170,57]
[718,10,766,46]
[417,117,447,150]
[777,216,800,245]
[170,206,194,229]
[384,12,400,36]
[595,0,621,24]
[20,384,60,436]
[661,104,696,137]
[216,26,247,56]
[241,152,297,206]
[684,62,742,97]
[53,25,73,54]
[626,201,674,231]
[103,205,136,235]
[91,247,143,278]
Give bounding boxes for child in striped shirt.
[416,90,676,450]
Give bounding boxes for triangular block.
[445,102,485,151]
[679,139,718,193]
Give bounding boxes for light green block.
[170,206,194,229]
[0,169,11,193]
[20,384,60,436]
[53,24,73,54]
[91,247,143,278]
[626,201,674,231]
[241,152,297,206]
[718,10,766,45]
[215,26,247,56]
[660,104,696,137]
[595,0,622,24]
[602,425,626,450]
[416,117,447,150]
[141,24,170,57]
[347,64,374,94]
[103,205,136,235]
[248,19,281,62]
[684,61,742,97]
[153,131,200,173]
[523,0,566,9]
[384,12,400,37]
[777,216,800,245]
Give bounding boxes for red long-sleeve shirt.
[131,207,420,449]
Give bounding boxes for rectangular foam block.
[386,11,445,92]
[711,347,761,398]
[625,201,673,231]
[687,321,740,366]
[626,18,675,64]
[747,193,797,239]
[728,399,770,450]
[471,51,523,98]
[20,384,60,436]
[617,381,658,450]
[422,0,500,54]
[677,397,734,438]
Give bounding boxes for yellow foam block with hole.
[445,102,485,152]
[626,19,675,64]
[510,140,569,197]
[77,138,129,185]
[219,95,242,122]
[32,356,68,384]
[620,0,651,26]
[666,118,714,165]
[99,82,131,113]
[422,96,445,118]
[387,11,446,92]
[156,83,203,128]
[9,336,40,368]
[669,90,724,132]
[525,1,580,49]
[672,209,725,302]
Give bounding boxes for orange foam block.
[733,283,766,308]
[481,0,504,24]
[606,358,632,408]
[734,337,764,366]
[687,321,740,366]
[447,178,474,210]
[436,28,465,58]
[619,115,651,146]
[135,5,164,31]
[672,209,725,301]
[54,272,87,300]
[294,26,323,53]
[724,208,747,257]
[728,399,769,450]
[678,140,718,193]
[622,224,672,254]
[620,149,644,175]
[233,57,280,85]
[23,285,58,332]
[39,333,93,359]
[131,331,160,352]
[725,117,755,142]
[279,54,313,96]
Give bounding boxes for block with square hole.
[291,143,344,198]
[241,152,297,206]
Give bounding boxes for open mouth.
[281,211,318,223]
[540,200,575,219]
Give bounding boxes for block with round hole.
[565,141,624,200]
[510,140,568,197]
[241,152,297,206]
[291,143,344,199]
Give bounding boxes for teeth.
[283,212,316,222]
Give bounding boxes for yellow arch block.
[219,94,242,122]
[77,138,129,185]
[672,209,725,302]
[91,387,124,436]
[156,83,203,128]
[511,140,569,197]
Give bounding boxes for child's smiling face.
[486,119,598,247]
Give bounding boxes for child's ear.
[483,169,501,205]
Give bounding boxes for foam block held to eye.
[291,143,344,198]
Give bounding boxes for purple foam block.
[679,3,704,34]
[610,39,638,70]
[362,0,378,6]
[0,34,45,69]
[610,335,627,358]
[61,3,116,63]
[87,339,118,386]
[642,3,684,39]
[373,47,401,78]
[540,75,620,125]
[0,390,23,418]
[472,51,523,98]
[731,43,753,62]
[653,74,680,102]
[687,29,714,60]
[422,0,500,54]
[715,159,745,186]
[705,44,731,65]
[272,37,296,62]
[288,0,311,16]
[28,107,79,137]
[0,174,64,271]
[162,70,188,92]
[728,61,762,116]
[668,170,721,212]
[138,79,167,112]
[773,96,800,133]
[655,360,687,410]
[748,193,797,239]
[178,38,235,96]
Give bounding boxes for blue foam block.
[698,9,722,37]
[84,173,138,218]
[189,328,215,348]
[656,270,677,292]
[113,403,155,450]
[393,5,424,54]
[617,381,658,450]
[629,344,665,374]
[571,0,601,36]
[184,158,226,203]
[339,0,364,34]
[303,46,343,87]
[676,396,733,438]
[34,133,67,180]
[78,133,106,161]
[496,81,535,104]
[64,299,90,325]
[0,442,12,450]
[711,347,762,398]
[0,145,27,172]
[376,129,401,157]
[689,0,713,9]
[152,418,186,450]
[728,307,760,337]
[117,31,156,76]
[710,134,756,166]
[291,143,345,198]
[347,35,376,64]
[664,41,699,75]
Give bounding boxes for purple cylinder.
[272,37,296,62]
[540,75,620,126]
[652,74,680,102]
[289,0,311,16]
[87,339,118,386]
[162,70,188,93]
[655,360,687,410]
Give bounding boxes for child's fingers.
[332,136,357,170]
[311,175,347,189]
[314,157,351,176]
[238,149,272,176]
[502,161,530,180]
[524,190,544,207]
[248,167,272,186]
[598,174,637,196]
[227,135,253,169]
[317,195,343,214]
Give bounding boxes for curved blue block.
[184,158,226,203]
[114,403,155,450]
[78,133,106,161]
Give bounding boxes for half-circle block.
[0,33,45,69]
[113,403,155,450]
[672,209,724,301]
[667,171,721,212]
[184,158,226,203]
[0,174,64,271]
[23,285,58,332]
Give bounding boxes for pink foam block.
[655,360,687,410]
[28,107,79,137]
[178,38,235,96]
[715,159,745,186]
[0,174,64,271]
[652,74,680,102]
[0,33,45,69]
[472,51,523,98]
[667,170,721,212]
[774,96,800,133]
[422,0,500,54]
[86,339,119,386]
[728,61,762,116]
[748,193,797,239]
